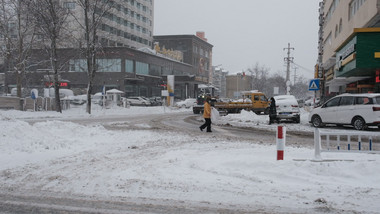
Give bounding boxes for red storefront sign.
[45,82,68,87]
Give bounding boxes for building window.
[70,59,121,72]
[339,18,342,33]
[349,0,366,20]
[324,32,332,47]
[325,0,339,23]
[125,59,134,73]
[97,59,121,72]
[136,61,149,75]
[149,64,161,76]
[63,2,75,9]
[335,25,338,38]
[69,59,87,72]
[139,86,148,97]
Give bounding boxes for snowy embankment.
[0,106,379,213]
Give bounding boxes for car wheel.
[294,117,300,123]
[352,117,367,130]
[311,115,323,128]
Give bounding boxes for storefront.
[330,28,380,93]
[4,47,207,100]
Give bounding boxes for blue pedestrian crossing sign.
[309,79,320,91]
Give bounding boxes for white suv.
[273,95,300,123]
[308,93,380,130]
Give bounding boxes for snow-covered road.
[1,106,380,213]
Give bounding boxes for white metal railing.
[314,128,380,160]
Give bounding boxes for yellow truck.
[193,91,270,115]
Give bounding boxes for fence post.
[276,126,286,160]
[314,128,322,160]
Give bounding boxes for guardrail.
[314,128,380,160]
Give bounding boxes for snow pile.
[216,109,313,132]
[0,105,187,120]
[0,106,380,212]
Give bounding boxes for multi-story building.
[1,0,154,71]
[212,67,228,98]
[225,74,252,99]
[62,0,154,49]
[153,32,213,85]
[320,0,380,97]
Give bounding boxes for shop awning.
[325,76,370,87]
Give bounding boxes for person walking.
[199,97,212,132]
[269,97,277,125]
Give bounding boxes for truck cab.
[241,91,270,113]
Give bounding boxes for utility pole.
[318,1,325,102]
[284,43,294,94]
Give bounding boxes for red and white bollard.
[276,126,286,160]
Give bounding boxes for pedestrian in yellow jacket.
[199,97,212,132]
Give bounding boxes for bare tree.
[72,0,114,114]
[264,72,287,97]
[0,0,35,98]
[290,75,309,99]
[247,62,270,92]
[30,0,70,113]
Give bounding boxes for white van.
[308,93,380,130]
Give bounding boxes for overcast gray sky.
[154,0,320,81]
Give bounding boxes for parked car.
[305,97,320,106]
[92,93,106,105]
[69,95,87,105]
[149,97,163,106]
[175,98,197,108]
[308,93,380,130]
[273,95,300,123]
[125,96,151,106]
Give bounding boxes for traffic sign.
[309,79,320,91]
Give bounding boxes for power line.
[291,61,314,73]
[293,66,298,85]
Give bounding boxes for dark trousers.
[269,115,277,124]
[200,118,212,132]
